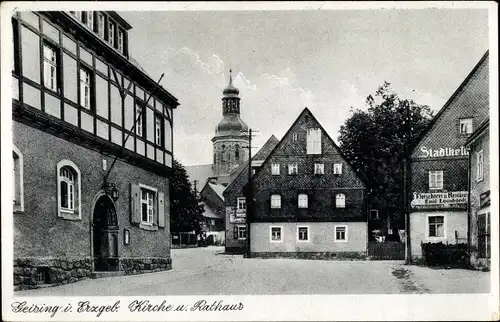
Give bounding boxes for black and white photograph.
[1,1,498,321]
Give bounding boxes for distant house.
[408,51,489,261]
[199,181,226,245]
[248,108,369,259]
[466,120,490,270]
[223,135,280,253]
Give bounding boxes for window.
[108,21,115,47]
[335,225,348,242]
[43,44,58,91]
[429,170,443,190]
[459,118,473,134]
[271,194,281,209]
[335,193,346,208]
[237,225,247,240]
[297,226,309,242]
[210,219,216,226]
[79,67,92,109]
[314,163,324,175]
[428,215,445,238]
[292,133,298,141]
[84,11,93,30]
[237,197,246,213]
[298,194,308,208]
[13,146,24,212]
[307,128,321,154]
[478,211,491,258]
[288,163,298,175]
[370,209,379,220]
[271,163,280,175]
[477,150,484,182]
[155,114,164,147]
[57,160,81,220]
[235,145,240,161]
[135,104,144,137]
[333,163,343,175]
[141,189,155,224]
[97,13,105,38]
[118,29,124,53]
[70,11,82,21]
[221,145,226,162]
[270,226,282,242]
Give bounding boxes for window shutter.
[130,183,141,224]
[233,226,238,240]
[158,191,165,227]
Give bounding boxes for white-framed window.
[428,215,445,238]
[108,21,115,47]
[141,189,156,225]
[97,13,105,38]
[334,225,348,242]
[306,128,321,154]
[79,67,92,109]
[155,114,164,147]
[271,194,281,209]
[210,219,216,226]
[334,163,343,175]
[135,104,144,136]
[477,150,484,182]
[84,11,93,30]
[118,29,124,53]
[43,44,58,91]
[297,226,309,242]
[271,163,280,175]
[237,225,247,240]
[270,226,283,242]
[335,193,346,208]
[370,209,379,220]
[429,170,443,190]
[478,210,491,258]
[314,163,324,175]
[298,194,308,208]
[292,133,298,141]
[237,197,246,213]
[13,146,24,212]
[459,118,473,134]
[57,160,81,220]
[288,163,298,175]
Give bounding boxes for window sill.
[58,212,81,221]
[140,222,158,231]
[334,240,348,243]
[297,240,310,243]
[14,209,26,215]
[238,238,247,240]
[270,240,283,243]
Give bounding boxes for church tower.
[212,69,250,180]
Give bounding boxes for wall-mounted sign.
[411,191,467,209]
[228,207,245,224]
[418,146,469,158]
[480,190,490,208]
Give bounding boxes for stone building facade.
[248,108,368,259]
[11,11,178,288]
[466,120,490,270]
[408,51,489,261]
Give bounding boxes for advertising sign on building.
[417,146,469,159]
[227,207,246,223]
[410,191,468,209]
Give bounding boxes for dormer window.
[108,21,115,47]
[118,29,124,53]
[83,11,93,30]
[97,13,105,38]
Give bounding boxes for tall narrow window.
[307,128,321,154]
[292,133,298,141]
[57,160,81,219]
[478,212,491,258]
[477,150,484,181]
[84,11,93,30]
[97,13,105,38]
[141,189,155,224]
[13,147,24,212]
[429,170,443,190]
[136,104,144,137]
[108,21,115,47]
[428,216,445,238]
[43,44,58,91]
[155,114,164,147]
[271,163,280,175]
[60,167,75,212]
[118,29,124,53]
[335,193,345,208]
[271,194,281,209]
[79,68,92,109]
[221,145,226,162]
[237,197,246,214]
[235,145,240,161]
[298,194,308,208]
[314,163,324,175]
[288,163,298,175]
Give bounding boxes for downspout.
[466,146,472,259]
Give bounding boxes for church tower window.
[235,145,240,161]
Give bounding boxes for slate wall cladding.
[252,109,366,222]
[13,121,172,285]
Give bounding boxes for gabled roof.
[208,183,226,201]
[410,50,489,155]
[465,119,490,147]
[185,164,215,188]
[201,202,224,219]
[223,135,280,194]
[250,107,369,187]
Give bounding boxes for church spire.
[229,66,233,85]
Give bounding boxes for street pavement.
[16,246,490,296]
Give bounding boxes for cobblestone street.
[16,247,490,296]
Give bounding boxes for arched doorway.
[92,195,119,271]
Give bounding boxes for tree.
[170,159,205,233]
[339,81,434,233]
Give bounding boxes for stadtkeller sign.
[411,191,468,209]
[418,146,469,158]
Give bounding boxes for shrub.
[421,242,469,268]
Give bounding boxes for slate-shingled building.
[248,108,369,259]
[11,11,178,287]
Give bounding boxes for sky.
[118,8,489,166]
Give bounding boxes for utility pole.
[403,100,413,264]
[241,128,258,258]
[193,180,199,198]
